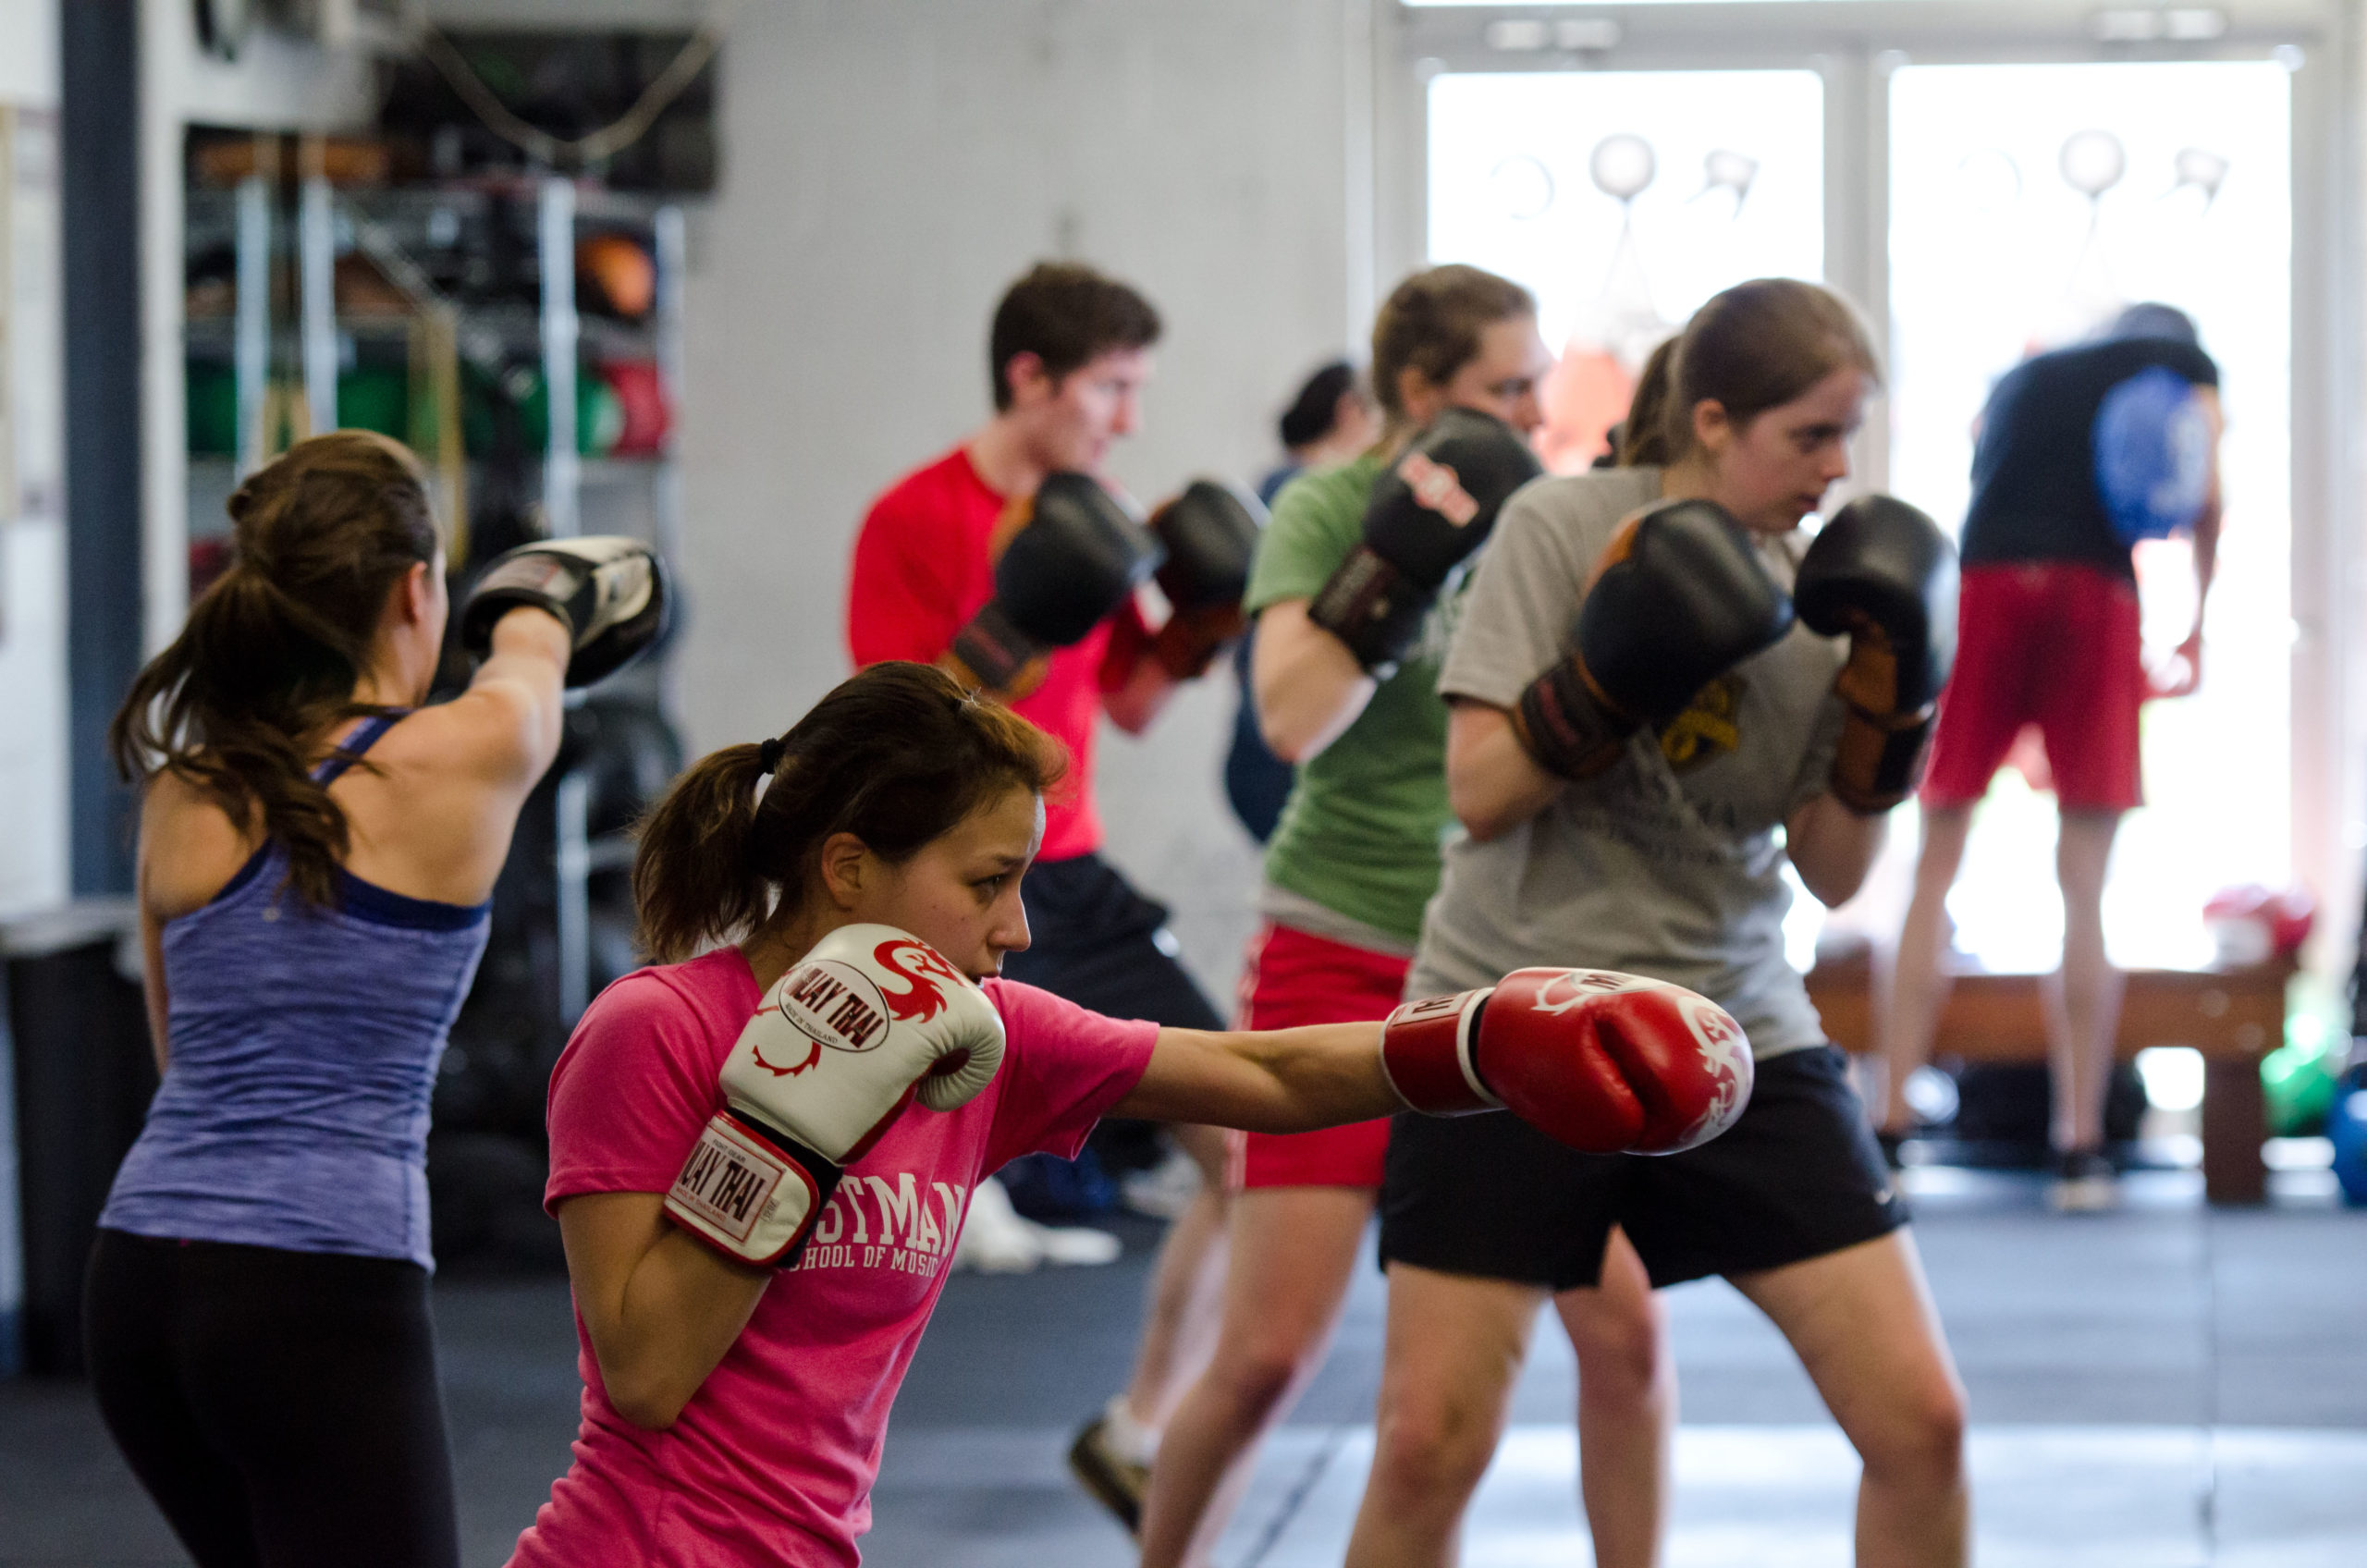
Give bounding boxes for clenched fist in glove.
[1793,495,1958,815]
[1514,498,1795,781]
[665,924,1005,1268]
[1307,407,1542,678]
[1379,967,1753,1155]
[1147,480,1265,679]
[462,535,670,689]
[944,472,1160,698]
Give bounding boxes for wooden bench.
[1806,946,2296,1204]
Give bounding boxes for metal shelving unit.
[184,151,688,1047]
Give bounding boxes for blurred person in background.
[1226,361,1382,845]
[844,261,1253,1532]
[1877,302,2222,1212]
[1142,267,1613,1566]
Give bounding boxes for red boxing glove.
[1380,968,1753,1155]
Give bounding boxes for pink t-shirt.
[508,948,1159,1568]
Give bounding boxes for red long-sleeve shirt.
[845,446,1146,862]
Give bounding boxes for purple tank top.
[100,716,492,1268]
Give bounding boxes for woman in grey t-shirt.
[1345,282,1969,1568]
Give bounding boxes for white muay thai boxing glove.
[665,924,1005,1267]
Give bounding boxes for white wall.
[0,0,64,917]
[137,0,378,655]
[674,0,1369,998]
[0,1,54,105]
[0,1,376,913]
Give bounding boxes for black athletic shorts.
[1379,1046,1908,1292]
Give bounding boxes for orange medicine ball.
[577,233,656,319]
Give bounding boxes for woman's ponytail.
[1616,337,1680,469]
[632,742,779,964]
[108,431,439,907]
[630,663,1063,964]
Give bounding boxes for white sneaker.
[951,1176,1122,1272]
[1120,1145,1205,1220]
[1035,1224,1122,1266]
[2048,1148,2120,1213]
[953,1177,1045,1272]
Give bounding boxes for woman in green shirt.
[1136,267,1674,1568]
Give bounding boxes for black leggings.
[83,1229,460,1568]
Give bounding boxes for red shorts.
[1919,562,2143,813]
[1229,921,1410,1189]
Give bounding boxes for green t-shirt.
[1245,452,1456,946]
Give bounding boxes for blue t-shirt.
[1960,336,2219,580]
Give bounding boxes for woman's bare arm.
[1785,793,1886,908]
[356,607,571,903]
[556,1191,775,1431]
[1251,600,1378,763]
[138,899,169,1077]
[427,606,571,792]
[1444,699,1563,841]
[1110,1022,1401,1131]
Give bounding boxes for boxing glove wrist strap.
[664,1109,843,1269]
[1829,704,1935,815]
[1150,606,1245,680]
[947,601,1042,694]
[1379,987,1502,1116]
[1513,660,1633,781]
[462,587,572,652]
[1306,546,1435,677]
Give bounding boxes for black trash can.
[2,900,156,1376]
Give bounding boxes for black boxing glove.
[1514,499,1795,780]
[1794,495,1959,815]
[946,472,1160,696]
[461,536,669,690]
[1307,408,1542,677]
[1147,480,1264,680]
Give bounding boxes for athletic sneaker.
[1067,1409,1150,1537]
[1120,1145,1204,1220]
[951,1177,1123,1273]
[2048,1146,2119,1212]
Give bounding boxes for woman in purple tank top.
[85,430,664,1568]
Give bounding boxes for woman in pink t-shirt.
[510,660,1745,1567]
[498,664,1421,1565]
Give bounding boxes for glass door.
[1403,6,2336,973]
[1886,60,2294,969]
[1426,68,1824,472]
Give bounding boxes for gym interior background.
[0,0,2363,1563]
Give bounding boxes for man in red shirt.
[845,261,1232,1533]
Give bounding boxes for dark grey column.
[59,0,142,895]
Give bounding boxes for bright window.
[1428,69,1823,471]
[1887,60,2293,969]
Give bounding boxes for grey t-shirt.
[1411,466,1847,1061]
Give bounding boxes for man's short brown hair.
[988,263,1162,410]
